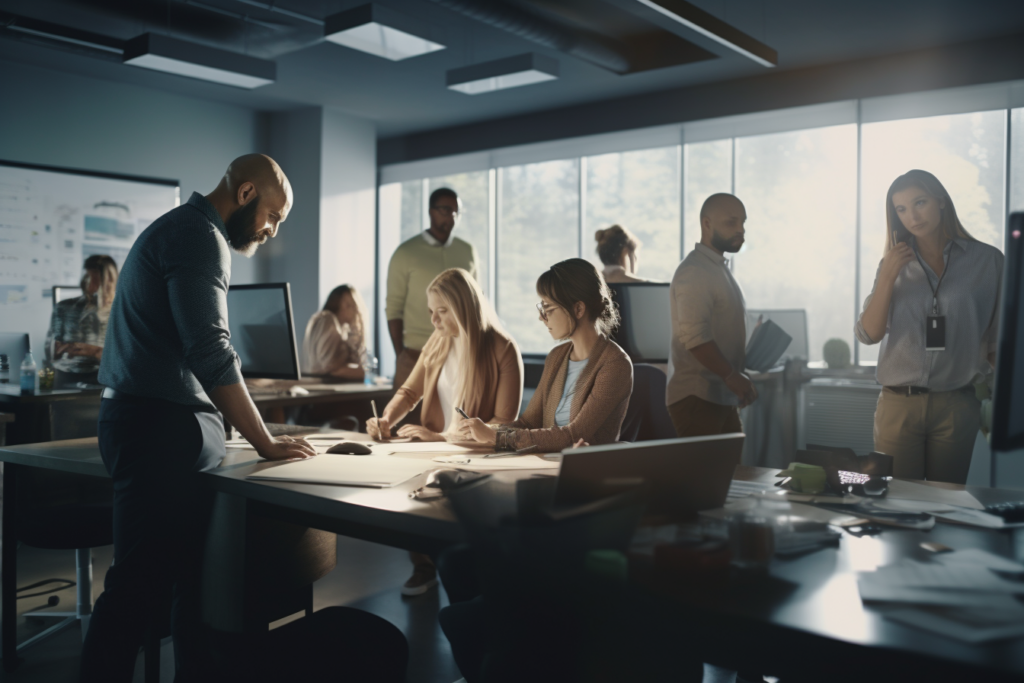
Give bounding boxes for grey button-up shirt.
[667,243,747,407]
[855,237,1003,391]
[98,192,243,409]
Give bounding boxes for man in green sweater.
[386,187,478,391]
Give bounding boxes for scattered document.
[432,454,560,470]
[886,479,984,510]
[885,605,1024,644]
[727,480,777,500]
[246,454,433,488]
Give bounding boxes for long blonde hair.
[425,268,508,414]
[885,169,974,251]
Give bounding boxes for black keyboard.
[265,423,320,437]
[984,500,1024,524]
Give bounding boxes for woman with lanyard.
[856,169,1003,484]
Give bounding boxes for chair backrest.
[620,364,676,442]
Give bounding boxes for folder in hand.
[745,319,793,372]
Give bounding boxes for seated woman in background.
[46,254,118,385]
[595,224,650,283]
[367,267,523,597]
[457,258,633,452]
[303,284,368,381]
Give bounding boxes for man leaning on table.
[667,193,758,437]
[82,155,316,683]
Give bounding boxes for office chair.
[2,464,113,672]
[620,364,676,442]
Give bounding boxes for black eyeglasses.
[536,302,556,321]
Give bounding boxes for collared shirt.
[98,192,243,409]
[385,231,478,351]
[46,295,108,373]
[855,237,1003,391]
[422,229,453,248]
[667,243,747,407]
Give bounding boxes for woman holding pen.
[366,267,523,595]
[456,258,633,452]
[856,169,1003,484]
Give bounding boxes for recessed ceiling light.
[447,53,559,95]
[123,33,275,88]
[635,0,777,67]
[324,3,445,61]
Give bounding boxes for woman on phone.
[367,268,523,595]
[855,169,1002,483]
[456,258,633,452]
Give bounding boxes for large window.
[859,110,1007,362]
[497,160,580,353]
[377,90,1022,373]
[585,147,682,281]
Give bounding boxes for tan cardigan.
[388,329,524,434]
[508,336,633,452]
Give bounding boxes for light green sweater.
[385,233,478,351]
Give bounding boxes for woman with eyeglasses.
[456,258,633,451]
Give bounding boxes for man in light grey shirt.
[667,193,758,437]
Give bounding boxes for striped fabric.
[856,237,1003,391]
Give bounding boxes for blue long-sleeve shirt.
[98,192,243,409]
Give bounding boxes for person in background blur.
[46,254,118,385]
[595,224,650,283]
[304,284,369,381]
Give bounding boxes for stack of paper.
[745,319,793,372]
[858,549,1024,642]
[247,454,434,488]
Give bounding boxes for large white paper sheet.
[885,605,1024,643]
[886,480,984,510]
[246,454,433,488]
[432,454,561,470]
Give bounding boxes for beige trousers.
[872,388,981,484]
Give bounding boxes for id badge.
[926,316,946,351]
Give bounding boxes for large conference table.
[3,433,1024,681]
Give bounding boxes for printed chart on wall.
[0,160,179,355]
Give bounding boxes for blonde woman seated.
[595,224,650,283]
[303,284,368,381]
[457,258,633,452]
[367,268,524,596]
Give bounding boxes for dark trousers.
[80,396,225,683]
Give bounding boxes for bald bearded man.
[667,193,758,438]
[83,155,316,682]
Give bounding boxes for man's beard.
[226,196,263,257]
[711,229,743,254]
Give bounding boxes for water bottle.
[363,353,378,386]
[20,351,38,395]
[0,354,9,384]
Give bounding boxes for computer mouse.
[288,386,310,396]
[326,442,373,455]
[862,477,888,497]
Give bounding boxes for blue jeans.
[80,396,224,683]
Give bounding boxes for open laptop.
[554,433,745,519]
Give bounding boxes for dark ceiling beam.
[378,30,1024,165]
[424,0,632,73]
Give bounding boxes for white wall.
[0,59,269,284]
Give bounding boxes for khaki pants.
[668,395,743,438]
[873,388,981,484]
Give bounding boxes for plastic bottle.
[363,353,378,386]
[20,351,38,395]
[0,354,9,384]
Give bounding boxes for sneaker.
[401,569,438,597]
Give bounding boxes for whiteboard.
[0,161,179,355]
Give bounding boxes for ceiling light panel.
[123,33,276,89]
[447,53,559,95]
[324,4,445,61]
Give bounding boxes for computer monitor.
[991,212,1024,451]
[608,283,671,363]
[0,332,31,368]
[226,283,301,381]
[53,285,83,305]
[746,309,809,361]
